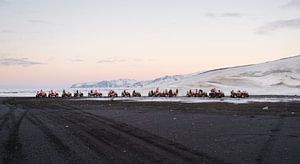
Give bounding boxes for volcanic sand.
[0,98,299,163]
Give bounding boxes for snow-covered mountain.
[71,55,300,95]
[71,79,138,88]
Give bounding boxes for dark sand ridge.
[0,98,299,163]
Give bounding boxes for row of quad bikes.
[36,90,84,98]
[186,89,225,98]
[87,90,142,97]
[36,90,142,98]
[148,89,178,97]
[186,89,249,98]
[36,89,249,98]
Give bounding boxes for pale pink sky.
[0,0,299,88]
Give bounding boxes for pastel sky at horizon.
[0,0,299,89]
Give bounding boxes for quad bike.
[167,90,178,97]
[108,90,118,97]
[121,90,131,97]
[36,90,47,98]
[88,90,102,97]
[230,90,249,98]
[132,91,141,97]
[48,90,59,97]
[74,91,84,97]
[209,88,225,98]
[62,90,72,97]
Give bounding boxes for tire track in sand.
[2,109,28,164]
[25,112,84,163]
[7,99,229,163]
[45,104,228,164]
[0,102,17,131]
[0,110,14,131]
[35,108,140,163]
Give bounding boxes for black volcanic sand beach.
[0,98,300,164]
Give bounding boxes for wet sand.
[0,97,299,164]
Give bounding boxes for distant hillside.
[71,79,138,88]
[71,55,300,95]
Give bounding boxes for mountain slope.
[165,55,300,95]
[71,79,138,88]
[71,55,300,95]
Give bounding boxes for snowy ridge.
[71,55,300,95]
[71,79,138,88]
